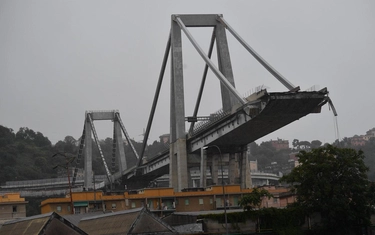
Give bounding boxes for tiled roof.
[78,207,177,235]
[0,212,87,235]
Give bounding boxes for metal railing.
[2,177,84,188]
[190,109,229,136]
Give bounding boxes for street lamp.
[52,152,75,214]
[203,145,228,235]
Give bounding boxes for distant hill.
[249,129,375,181]
[0,125,168,185]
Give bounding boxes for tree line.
[0,125,168,184]
[249,137,375,181]
[238,145,375,234]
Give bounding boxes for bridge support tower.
[73,110,139,190]
[169,14,241,191]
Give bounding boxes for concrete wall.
[0,193,27,220]
[0,204,26,220]
[202,218,256,234]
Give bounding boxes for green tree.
[0,126,15,147]
[298,140,311,150]
[310,140,322,149]
[15,127,51,147]
[280,145,374,234]
[249,142,275,167]
[239,188,273,233]
[239,187,273,211]
[292,139,299,149]
[62,135,76,153]
[34,132,51,147]
[0,166,19,181]
[361,137,375,181]
[54,136,76,153]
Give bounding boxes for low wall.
[202,218,256,234]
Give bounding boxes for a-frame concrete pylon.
[73,110,139,189]
[136,14,301,192]
[169,15,242,191]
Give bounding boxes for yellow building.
[41,185,291,216]
[41,191,126,215]
[0,193,28,223]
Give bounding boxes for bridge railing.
[2,177,84,189]
[250,171,283,178]
[189,88,268,137]
[190,109,229,136]
[86,109,119,113]
[19,187,84,197]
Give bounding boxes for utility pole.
[203,145,228,235]
[52,152,75,214]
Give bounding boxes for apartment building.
[41,185,293,217]
[269,139,290,151]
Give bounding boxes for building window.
[210,199,213,204]
[217,198,222,207]
[233,196,239,206]
[131,202,136,208]
[74,207,80,214]
[12,206,17,213]
[185,199,189,206]
[112,203,116,209]
[67,206,71,212]
[56,206,62,212]
[199,198,204,205]
[273,198,278,204]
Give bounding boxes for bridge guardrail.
[2,177,85,189]
[190,109,229,136]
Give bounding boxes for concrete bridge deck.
[189,89,327,152]
[120,89,328,189]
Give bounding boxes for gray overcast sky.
[1,0,374,145]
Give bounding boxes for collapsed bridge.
[72,14,335,192]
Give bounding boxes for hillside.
[0,125,168,185]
